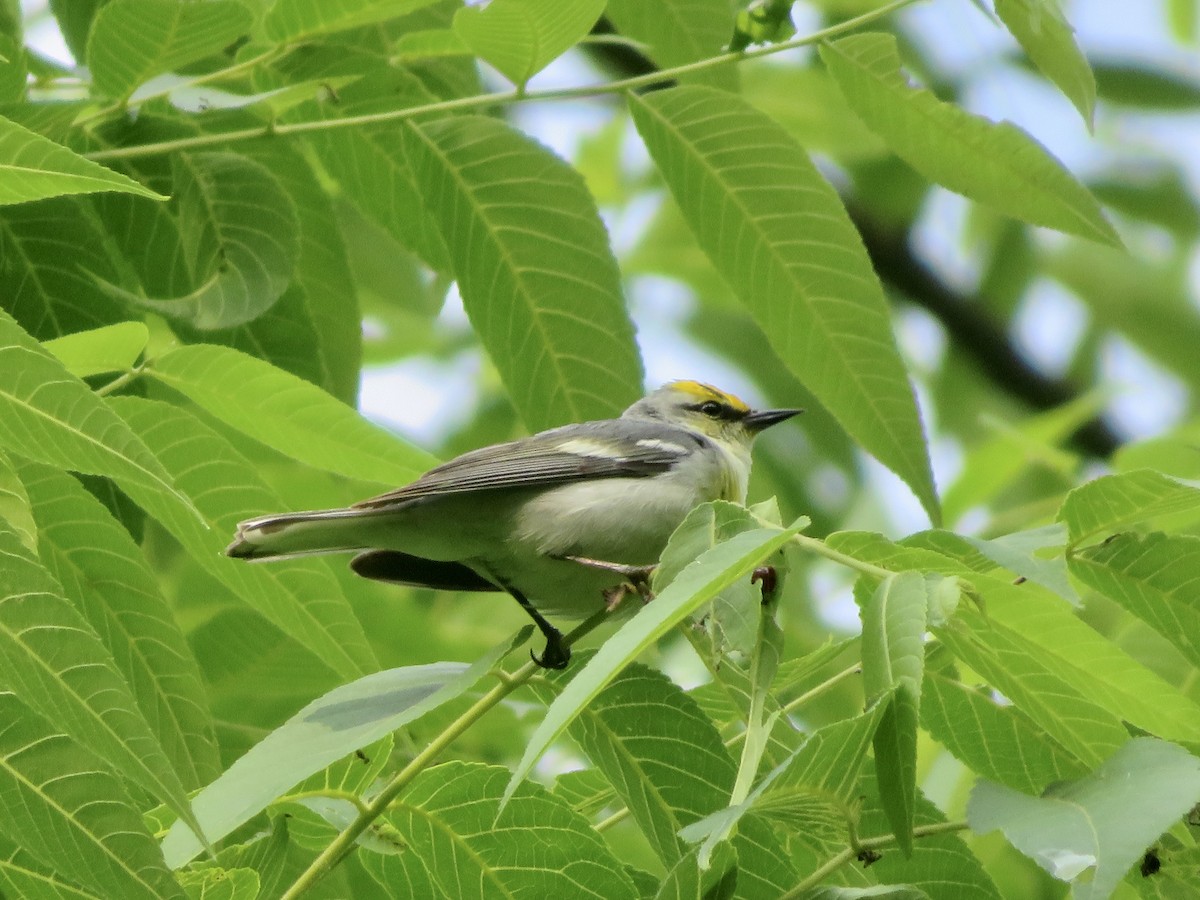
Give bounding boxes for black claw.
[531,636,571,670]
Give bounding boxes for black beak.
[744,407,803,432]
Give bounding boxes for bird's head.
[623,381,802,448]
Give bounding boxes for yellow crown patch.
[668,380,750,413]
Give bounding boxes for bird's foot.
[601,578,656,612]
[530,628,571,670]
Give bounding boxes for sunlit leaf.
[406,115,643,429]
[995,0,1096,127]
[43,321,148,378]
[0,449,35,554]
[922,668,1085,795]
[260,0,442,41]
[1069,532,1200,670]
[0,521,203,843]
[0,114,164,204]
[150,344,436,485]
[0,693,184,900]
[1059,469,1200,547]
[453,0,605,86]
[18,458,220,788]
[86,0,253,99]
[820,33,1118,246]
[628,85,938,521]
[0,308,195,516]
[107,396,376,682]
[604,0,739,91]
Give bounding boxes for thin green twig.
[781,819,971,898]
[85,0,920,163]
[279,609,611,899]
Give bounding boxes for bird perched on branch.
[227,381,800,668]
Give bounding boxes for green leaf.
[406,116,644,429]
[1059,469,1200,547]
[808,888,929,900]
[983,576,1200,743]
[107,397,376,680]
[295,67,452,272]
[386,761,637,899]
[0,197,129,339]
[18,458,220,788]
[681,700,887,859]
[628,85,938,522]
[0,841,108,900]
[0,520,203,845]
[506,518,805,804]
[969,738,1200,900]
[161,637,515,867]
[655,500,767,661]
[178,867,259,900]
[857,772,1001,900]
[393,28,470,62]
[932,593,1131,767]
[0,449,35,554]
[86,0,253,99]
[453,0,605,86]
[530,662,736,866]
[42,321,149,378]
[0,114,164,204]
[1069,532,1200,670]
[653,844,738,900]
[204,141,362,403]
[95,152,299,329]
[0,693,184,900]
[995,0,1096,127]
[861,571,929,856]
[958,524,1077,605]
[602,0,740,91]
[820,33,1119,246]
[260,0,442,41]
[0,308,195,516]
[150,344,436,484]
[922,668,1086,795]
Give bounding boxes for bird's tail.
[226,507,391,561]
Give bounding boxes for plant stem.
[94,363,148,397]
[789,533,893,580]
[76,46,288,128]
[780,662,862,718]
[86,0,920,163]
[781,819,970,898]
[280,610,610,900]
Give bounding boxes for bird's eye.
[699,401,723,418]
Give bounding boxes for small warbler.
[227,381,800,668]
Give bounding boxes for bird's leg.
[506,586,570,670]
[559,555,656,596]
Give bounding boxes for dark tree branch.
[579,26,1122,460]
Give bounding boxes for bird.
[226,381,800,668]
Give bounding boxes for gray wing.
[353,420,702,510]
